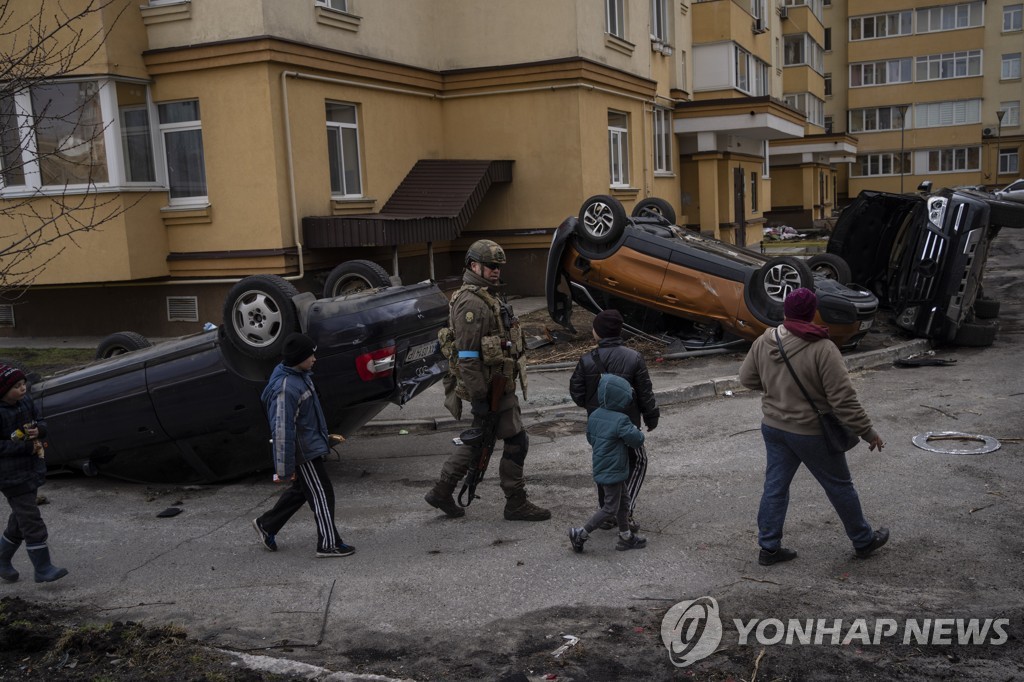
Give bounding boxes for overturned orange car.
[546,195,878,349]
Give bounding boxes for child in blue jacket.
[569,373,646,552]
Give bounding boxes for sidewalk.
[368,293,930,432]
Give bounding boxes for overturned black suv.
[827,184,1024,346]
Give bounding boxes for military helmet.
[465,239,506,267]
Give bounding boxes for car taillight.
[356,346,396,381]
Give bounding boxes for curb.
[360,338,931,436]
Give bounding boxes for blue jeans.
[757,424,874,551]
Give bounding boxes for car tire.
[807,253,852,284]
[95,331,152,360]
[972,297,1000,319]
[578,195,627,245]
[752,257,815,314]
[953,319,998,347]
[631,198,677,224]
[223,275,301,359]
[323,260,393,298]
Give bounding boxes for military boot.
[425,479,466,518]
[503,491,551,521]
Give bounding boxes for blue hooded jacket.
[261,363,331,479]
[586,374,645,485]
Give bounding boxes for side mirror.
[917,181,933,194]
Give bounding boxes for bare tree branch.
[0,0,134,297]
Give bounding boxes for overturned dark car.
[827,184,1024,346]
[547,195,878,349]
[31,265,449,484]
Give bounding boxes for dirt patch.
[0,596,290,681]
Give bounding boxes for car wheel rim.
[231,291,283,347]
[763,264,803,302]
[636,207,663,219]
[333,276,371,296]
[582,202,614,239]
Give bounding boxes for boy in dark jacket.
[569,309,658,531]
[252,334,354,558]
[569,373,646,553]
[0,364,67,583]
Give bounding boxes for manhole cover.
[912,431,1000,455]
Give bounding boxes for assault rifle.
[457,372,508,508]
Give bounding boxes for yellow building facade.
[1,0,1016,337]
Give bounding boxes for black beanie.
[593,309,624,338]
[0,365,26,398]
[283,333,316,366]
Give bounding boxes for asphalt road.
[6,231,1024,680]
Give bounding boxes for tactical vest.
[438,284,527,418]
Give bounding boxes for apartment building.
[825,0,1022,201]
[0,0,860,337]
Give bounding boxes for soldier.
[425,239,550,521]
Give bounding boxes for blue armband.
[458,350,481,359]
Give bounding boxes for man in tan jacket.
[739,288,888,566]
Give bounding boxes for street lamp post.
[897,104,910,193]
[995,109,1006,188]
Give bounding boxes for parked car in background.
[32,266,449,484]
[827,184,1024,346]
[546,195,878,350]
[995,179,1024,204]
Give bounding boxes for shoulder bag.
[774,330,859,453]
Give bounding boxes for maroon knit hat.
[0,365,26,398]
[783,288,818,322]
[593,309,624,338]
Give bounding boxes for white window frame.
[915,50,982,82]
[606,0,625,38]
[914,100,981,128]
[850,58,912,87]
[1,78,162,196]
[734,47,769,95]
[848,105,911,133]
[653,107,672,173]
[325,101,362,198]
[1000,101,1020,127]
[849,11,912,41]
[1002,53,1022,80]
[651,0,669,42]
[783,34,824,73]
[608,110,630,187]
[852,152,911,177]
[926,146,981,173]
[784,92,825,126]
[1005,4,1023,32]
[157,99,208,207]
[999,149,1020,175]
[916,1,984,33]
[315,0,348,11]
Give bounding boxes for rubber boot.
[0,535,20,583]
[424,479,465,518]
[26,544,68,583]
[503,490,551,521]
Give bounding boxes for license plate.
[859,319,873,331]
[405,341,437,362]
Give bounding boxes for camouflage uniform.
[425,242,550,521]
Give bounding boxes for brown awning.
[302,159,513,248]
